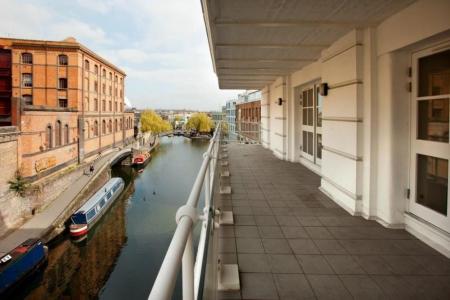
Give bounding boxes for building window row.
[21,53,68,65]
[45,121,70,149]
[85,118,123,139]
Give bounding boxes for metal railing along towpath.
[148,122,222,300]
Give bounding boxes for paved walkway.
[216,144,450,300]
[0,149,128,255]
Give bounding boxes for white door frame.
[409,42,450,232]
[300,82,322,165]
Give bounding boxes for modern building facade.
[0,37,134,180]
[236,91,261,142]
[203,0,450,256]
[210,110,225,127]
[225,99,237,138]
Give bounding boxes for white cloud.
[0,0,244,110]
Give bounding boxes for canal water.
[14,136,209,300]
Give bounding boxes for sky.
[0,0,243,110]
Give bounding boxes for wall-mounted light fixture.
[277,98,284,106]
[319,83,329,96]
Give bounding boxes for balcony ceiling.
[202,0,416,89]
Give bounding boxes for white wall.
[259,0,450,256]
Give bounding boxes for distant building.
[0,37,134,180]
[225,99,237,138]
[210,110,224,127]
[236,90,261,142]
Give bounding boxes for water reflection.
[14,136,209,300]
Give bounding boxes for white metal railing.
[148,122,222,300]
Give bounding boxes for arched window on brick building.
[94,120,98,137]
[64,124,69,145]
[45,125,52,149]
[85,121,90,139]
[102,120,106,135]
[55,120,62,147]
[108,119,112,133]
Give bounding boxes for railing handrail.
[148,122,222,300]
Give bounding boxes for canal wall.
[0,164,84,238]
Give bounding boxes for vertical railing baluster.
[182,233,194,300]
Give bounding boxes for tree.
[185,113,214,133]
[140,110,172,134]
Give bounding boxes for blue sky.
[0,0,243,110]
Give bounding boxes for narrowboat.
[0,239,48,294]
[132,151,151,166]
[69,177,124,237]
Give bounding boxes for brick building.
[236,91,261,142]
[0,37,134,180]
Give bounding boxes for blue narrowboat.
[70,177,125,236]
[0,239,48,294]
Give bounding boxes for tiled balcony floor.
[216,144,450,300]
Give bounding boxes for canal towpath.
[0,148,128,256]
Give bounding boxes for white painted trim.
[298,157,321,175]
[322,145,363,161]
[404,213,450,258]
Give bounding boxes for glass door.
[300,83,322,165]
[409,44,450,232]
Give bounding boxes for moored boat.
[0,239,48,294]
[69,177,125,237]
[132,151,151,166]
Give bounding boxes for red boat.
[133,152,151,166]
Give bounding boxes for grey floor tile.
[288,239,320,254]
[238,253,270,272]
[339,275,385,299]
[262,238,292,254]
[241,273,278,300]
[233,206,253,215]
[296,255,335,274]
[219,226,235,238]
[235,215,256,226]
[274,274,315,299]
[325,255,365,275]
[351,255,393,275]
[259,226,284,238]
[410,255,450,275]
[217,290,242,300]
[235,226,260,238]
[276,216,300,226]
[252,207,274,215]
[219,238,236,253]
[219,253,238,264]
[381,255,428,275]
[255,215,279,226]
[236,238,264,253]
[313,239,347,255]
[281,226,309,239]
[305,227,333,239]
[267,254,303,273]
[306,274,352,299]
[297,216,322,226]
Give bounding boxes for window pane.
[419,49,450,97]
[307,132,313,155]
[307,89,313,107]
[302,131,307,153]
[302,108,307,125]
[317,134,322,159]
[416,154,448,215]
[418,98,449,142]
[307,108,313,126]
